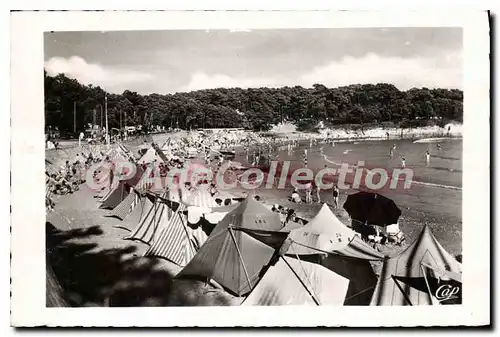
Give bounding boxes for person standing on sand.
[389,144,396,158]
[425,150,430,166]
[401,157,406,169]
[78,132,84,147]
[316,184,321,203]
[332,185,339,209]
[305,182,313,204]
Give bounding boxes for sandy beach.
[47,184,243,306]
[45,124,462,306]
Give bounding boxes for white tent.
[243,256,349,306]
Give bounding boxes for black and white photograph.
[10,10,490,327]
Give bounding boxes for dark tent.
[370,225,462,306]
[177,196,283,296]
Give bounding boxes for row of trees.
[44,71,463,134]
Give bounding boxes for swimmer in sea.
[437,144,442,151]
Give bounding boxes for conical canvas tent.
[124,192,169,245]
[137,147,161,164]
[177,196,283,296]
[283,204,384,305]
[99,181,130,210]
[243,256,349,306]
[370,225,462,306]
[286,204,355,255]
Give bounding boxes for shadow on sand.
[46,222,236,307]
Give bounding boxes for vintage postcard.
[10,10,490,327]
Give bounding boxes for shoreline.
[46,123,463,150]
[267,123,462,143]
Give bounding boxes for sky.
[44,28,463,95]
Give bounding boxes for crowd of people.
[45,150,120,210]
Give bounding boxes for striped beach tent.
[144,202,198,266]
[184,186,219,224]
[124,192,170,245]
[99,181,131,210]
[106,187,141,220]
[113,191,153,232]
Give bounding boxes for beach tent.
[151,142,170,163]
[144,202,199,267]
[124,192,170,245]
[184,186,220,224]
[95,175,118,200]
[106,187,141,220]
[137,147,162,165]
[282,204,384,305]
[99,181,131,210]
[177,196,284,296]
[370,225,462,306]
[242,256,349,306]
[286,204,355,255]
[120,164,146,187]
[113,191,153,232]
[284,204,383,259]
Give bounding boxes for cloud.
[298,52,462,90]
[179,72,283,92]
[180,52,462,93]
[44,56,153,93]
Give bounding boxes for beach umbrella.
[343,191,401,227]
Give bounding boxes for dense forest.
[44,71,463,135]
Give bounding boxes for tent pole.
[176,204,198,256]
[282,255,321,306]
[228,227,253,293]
[290,245,321,305]
[391,275,413,306]
[420,264,439,305]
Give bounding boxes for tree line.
[44,70,463,135]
